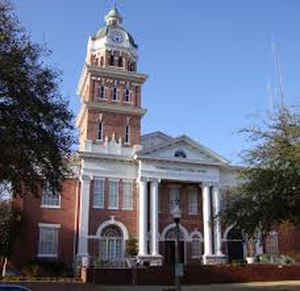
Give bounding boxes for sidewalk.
[5,280,300,291]
[100,281,300,291]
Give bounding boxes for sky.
[11,0,300,164]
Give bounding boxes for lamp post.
[172,204,182,291]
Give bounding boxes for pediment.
[139,135,230,165]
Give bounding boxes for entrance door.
[227,228,244,262]
[164,241,184,266]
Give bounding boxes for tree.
[0,201,22,277]
[0,0,75,197]
[220,106,300,240]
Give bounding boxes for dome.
[93,23,138,49]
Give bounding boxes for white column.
[78,175,91,257]
[202,182,213,256]
[150,179,160,256]
[213,184,224,256]
[138,178,148,256]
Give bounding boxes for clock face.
[110,31,124,44]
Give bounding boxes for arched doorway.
[226,228,244,262]
[100,225,123,262]
[164,227,185,265]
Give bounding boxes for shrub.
[258,254,295,265]
[22,259,68,277]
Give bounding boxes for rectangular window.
[41,184,60,208]
[169,187,180,212]
[122,182,133,210]
[112,87,118,101]
[98,122,103,141]
[125,126,130,144]
[38,224,60,257]
[98,85,105,99]
[188,190,198,215]
[109,180,119,209]
[93,178,105,208]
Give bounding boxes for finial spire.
[105,2,123,25]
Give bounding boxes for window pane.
[41,184,60,207]
[188,190,198,214]
[123,182,132,209]
[93,179,104,208]
[109,181,119,209]
[38,227,58,256]
[169,188,180,212]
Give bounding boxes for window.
[174,150,187,158]
[267,231,279,255]
[109,180,119,209]
[97,122,103,141]
[122,182,132,210]
[191,234,202,258]
[100,56,104,67]
[100,226,123,261]
[118,57,123,67]
[110,54,114,66]
[124,88,130,102]
[112,87,118,101]
[188,189,198,215]
[41,184,60,208]
[169,187,180,212]
[93,178,105,208]
[98,85,105,99]
[38,224,60,257]
[125,125,130,144]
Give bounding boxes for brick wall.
[86,110,141,146]
[11,178,79,269]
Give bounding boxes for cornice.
[78,151,136,163]
[135,154,225,167]
[86,101,147,117]
[87,65,148,83]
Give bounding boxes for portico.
[136,149,228,265]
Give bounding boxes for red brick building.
[12,6,300,270]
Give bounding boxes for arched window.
[110,54,114,66]
[112,87,118,101]
[100,226,123,261]
[100,56,104,67]
[191,234,202,258]
[98,122,103,141]
[174,150,187,159]
[165,228,184,241]
[125,125,130,144]
[124,88,130,103]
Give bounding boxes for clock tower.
[76,6,148,155]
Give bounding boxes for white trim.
[41,204,61,209]
[189,230,203,241]
[38,223,61,229]
[223,224,235,241]
[161,223,189,241]
[96,218,129,240]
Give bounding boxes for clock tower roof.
[92,7,138,50]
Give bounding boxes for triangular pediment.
[139,134,230,165]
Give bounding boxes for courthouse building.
[13,7,296,269]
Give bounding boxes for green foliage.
[126,235,138,257]
[0,0,75,198]
[220,107,300,239]
[22,259,68,277]
[0,201,22,258]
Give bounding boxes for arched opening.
[100,56,104,67]
[226,228,244,262]
[163,227,185,265]
[99,225,123,262]
[174,150,187,159]
[110,54,114,66]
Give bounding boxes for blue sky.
[12,0,300,163]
